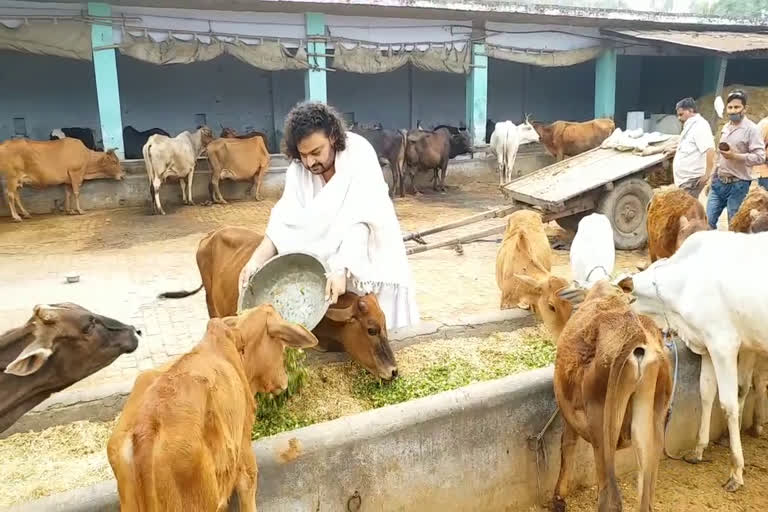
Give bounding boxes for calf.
[123,126,170,160]
[404,127,451,194]
[731,185,768,233]
[206,136,270,204]
[749,209,768,233]
[1,303,139,433]
[143,126,214,215]
[349,125,407,198]
[489,119,540,186]
[532,118,615,161]
[50,127,100,151]
[108,306,317,512]
[514,213,614,341]
[158,226,398,380]
[496,210,554,311]
[617,230,768,491]
[646,187,709,263]
[0,138,122,221]
[551,281,672,512]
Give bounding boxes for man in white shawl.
[238,102,419,330]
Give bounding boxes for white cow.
[615,229,768,492]
[490,119,540,186]
[143,126,213,215]
[569,213,615,288]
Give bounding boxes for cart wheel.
[597,177,653,250]
[555,212,589,233]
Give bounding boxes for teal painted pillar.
[465,43,488,146]
[88,2,124,158]
[304,13,327,103]
[702,56,728,130]
[594,48,617,120]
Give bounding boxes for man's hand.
[325,270,347,305]
[697,174,710,189]
[238,258,259,295]
[719,149,743,161]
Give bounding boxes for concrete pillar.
[594,48,617,120]
[304,12,327,103]
[88,2,124,158]
[465,43,488,146]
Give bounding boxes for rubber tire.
[555,212,589,233]
[597,177,653,251]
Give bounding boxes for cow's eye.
[82,317,95,334]
[548,303,556,312]
[367,327,380,336]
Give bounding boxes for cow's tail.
[158,283,203,300]
[502,125,511,185]
[602,331,656,481]
[143,141,156,208]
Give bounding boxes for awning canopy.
[602,28,768,56]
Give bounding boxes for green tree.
[694,0,768,16]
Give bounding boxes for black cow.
[123,125,171,159]
[431,124,471,159]
[404,127,451,195]
[50,127,100,151]
[350,125,407,198]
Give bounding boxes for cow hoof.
[683,453,702,465]
[11,216,23,223]
[723,477,742,492]
[254,196,263,202]
[77,210,85,215]
[21,212,31,219]
[749,426,763,438]
[552,496,566,512]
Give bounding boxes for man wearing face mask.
[237,101,419,331]
[672,97,715,199]
[705,89,766,229]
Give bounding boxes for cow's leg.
[12,186,31,219]
[153,178,166,215]
[709,346,745,492]
[5,185,22,222]
[186,171,195,205]
[631,360,662,512]
[252,165,265,202]
[234,439,258,512]
[552,421,579,512]
[179,178,187,204]
[439,160,448,192]
[685,352,717,465]
[409,167,421,196]
[69,181,85,215]
[737,349,756,431]
[750,362,768,437]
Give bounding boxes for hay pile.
[697,84,768,136]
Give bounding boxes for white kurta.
[263,132,419,331]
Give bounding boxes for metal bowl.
[238,251,330,331]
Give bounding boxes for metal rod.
[406,224,506,256]
[402,205,518,242]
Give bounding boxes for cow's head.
[323,294,398,381]
[749,209,768,233]
[676,215,710,250]
[451,130,471,155]
[220,127,238,138]
[223,304,318,395]
[89,148,124,180]
[1,303,140,433]
[198,125,215,146]
[517,118,540,145]
[531,120,553,144]
[514,274,573,341]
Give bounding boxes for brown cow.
[206,137,271,204]
[532,118,615,161]
[551,281,673,512]
[646,187,709,263]
[404,127,451,194]
[1,303,139,434]
[731,185,768,233]
[749,209,768,233]
[496,210,554,310]
[159,226,398,380]
[108,306,317,512]
[220,127,270,149]
[0,138,123,221]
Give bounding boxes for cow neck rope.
[652,263,682,461]
[585,265,609,283]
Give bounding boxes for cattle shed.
[1,0,767,159]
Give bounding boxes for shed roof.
[603,28,768,55]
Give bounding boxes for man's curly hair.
[282,101,347,161]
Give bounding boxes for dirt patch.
[529,435,768,512]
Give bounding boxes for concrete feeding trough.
[65,273,80,284]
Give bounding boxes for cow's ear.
[513,274,544,295]
[266,312,318,349]
[616,276,634,294]
[750,208,761,221]
[5,340,53,377]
